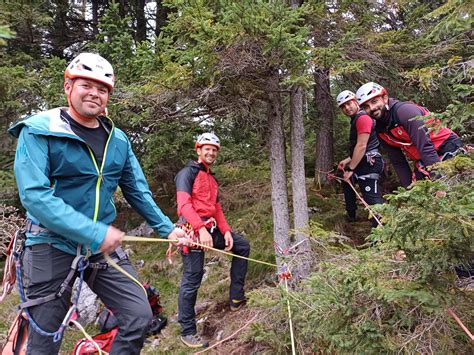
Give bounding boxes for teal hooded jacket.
[8,108,174,256]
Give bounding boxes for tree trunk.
[91,0,99,36]
[155,0,170,37]
[118,0,128,19]
[313,67,335,184]
[290,85,311,279]
[267,73,290,270]
[135,0,146,43]
[290,85,309,241]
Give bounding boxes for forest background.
[0,0,472,353]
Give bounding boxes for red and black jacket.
[376,99,460,187]
[377,100,455,162]
[175,160,231,234]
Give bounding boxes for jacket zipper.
[87,122,114,223]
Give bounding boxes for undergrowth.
[248,155,473,354]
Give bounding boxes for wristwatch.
[347,166,354,172]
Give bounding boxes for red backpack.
[71,282,167,355]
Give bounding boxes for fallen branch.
[194,312,264,354]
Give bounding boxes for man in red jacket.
[175,133,250,348]
[355,82,462,187]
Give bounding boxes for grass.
[0,160,375,353]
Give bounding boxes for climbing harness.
[0,229,25,303]
[165,218,218,264]
[15,244,89,343]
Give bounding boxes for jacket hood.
[8,108,113,140]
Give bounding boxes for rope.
[70,319,106,355]
[330,174,383,227]
[14,255,88,342]
[120,235,297,351]
[122,236,279,268]
[103,253,148,297]
[281,272,296,355]
[447,308,474,341]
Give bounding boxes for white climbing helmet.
[355,82,387,105]
[336,90,356,107]
[64,53,115,91]
[195,133,220,150]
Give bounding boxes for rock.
[194,301,212,313]
[73,280,99,326]
[196,316,208,325]
[135,259,145,269]
[216,330,224,341]
[201,266,210,282]
[150,338,160,347]
[127,222,154,237]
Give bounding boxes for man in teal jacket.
[9,53,188,354]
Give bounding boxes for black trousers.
[178,229,250,336]
[22,244,152,355]
[343,156,384,226]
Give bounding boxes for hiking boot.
[230,298,246,312]
[180,334,209,348]
[346,212,357,223]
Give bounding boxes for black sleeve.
[396,104,440,167]
[175,165,198,194]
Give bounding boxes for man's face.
[361,95,388,120]
[197,144,219,165]
[64,78,109,118]
[339,100,359,117]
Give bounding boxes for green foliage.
[0,25,14,46]
[371,156,473,281]
[249,156,473,353]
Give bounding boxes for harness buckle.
[88,262,108,270]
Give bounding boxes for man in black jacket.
[336,90,384,226]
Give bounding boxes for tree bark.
[267,73,290,269]
[290,85,311,279]
[155,0,170,37]
[91,0,99,36]
[290,85,309,243]
[313,67,335,184]
[135,0,147,43]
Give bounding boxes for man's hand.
[100,225,125,253]
[224,231,233,251]
[168,227,191,246]
[343,170,354,182]
[338,157,351,171]
[199,227,213,250]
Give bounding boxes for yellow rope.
[70,319,106,355]
[103,253,147,297]
[122,236,279,268]
[284,277,296,355]
[112,235,299,351]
